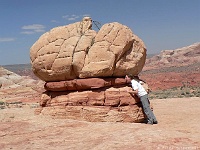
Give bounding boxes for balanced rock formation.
[30,17,146,81]
[32,17,148,122]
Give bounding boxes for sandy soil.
[0,97,200,150]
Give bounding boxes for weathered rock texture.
[0,67,44,105]
[37,84,145,122]
[0,66,43,89]
[31,17,148,122]
[44,77,150,93]
[2,98,200,149]
[44,78,128,91]
[30,17,146,82]
[35,77,150,122]
[145,42,200,69]
[141,42,200,90]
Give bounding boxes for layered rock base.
[36,78,147,122]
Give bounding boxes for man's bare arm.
[127,89,138,95]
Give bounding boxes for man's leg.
[140,94,157,124]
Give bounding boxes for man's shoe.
[153,120,158,124]
[146,121,153,125]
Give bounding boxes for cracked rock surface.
[30,17,146,81]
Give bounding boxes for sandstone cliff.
[145,42,200,69]
[141,42,200,90]
[0,66,44,104]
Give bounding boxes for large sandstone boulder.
[30,17,146,82]
[32,18,149,123]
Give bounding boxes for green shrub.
[185,91,190,95]
[0,101,5,105]
[150,85,200,99]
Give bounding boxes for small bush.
[0,101,5,105]
[185,91,190,95]
[149,85,200,99]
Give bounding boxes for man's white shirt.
[131,79,147,97]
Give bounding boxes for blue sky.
[0,0,199,65]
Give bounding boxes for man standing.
[125,74,158,124]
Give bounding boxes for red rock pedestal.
[36,78,147,122]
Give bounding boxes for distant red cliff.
[141,42,200,91]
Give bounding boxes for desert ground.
[1,42,199,149]
[0,97,200,150]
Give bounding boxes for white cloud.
[35,29,46,32]
[21,24,46,34]
[20,31,35,35]
[83,14,91,17]
[22,24,45,30]
[68,17,77,21]
[51,20,60,23]
[62,15,69,19]
[62,14,80,21]
[0,38,15,42]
